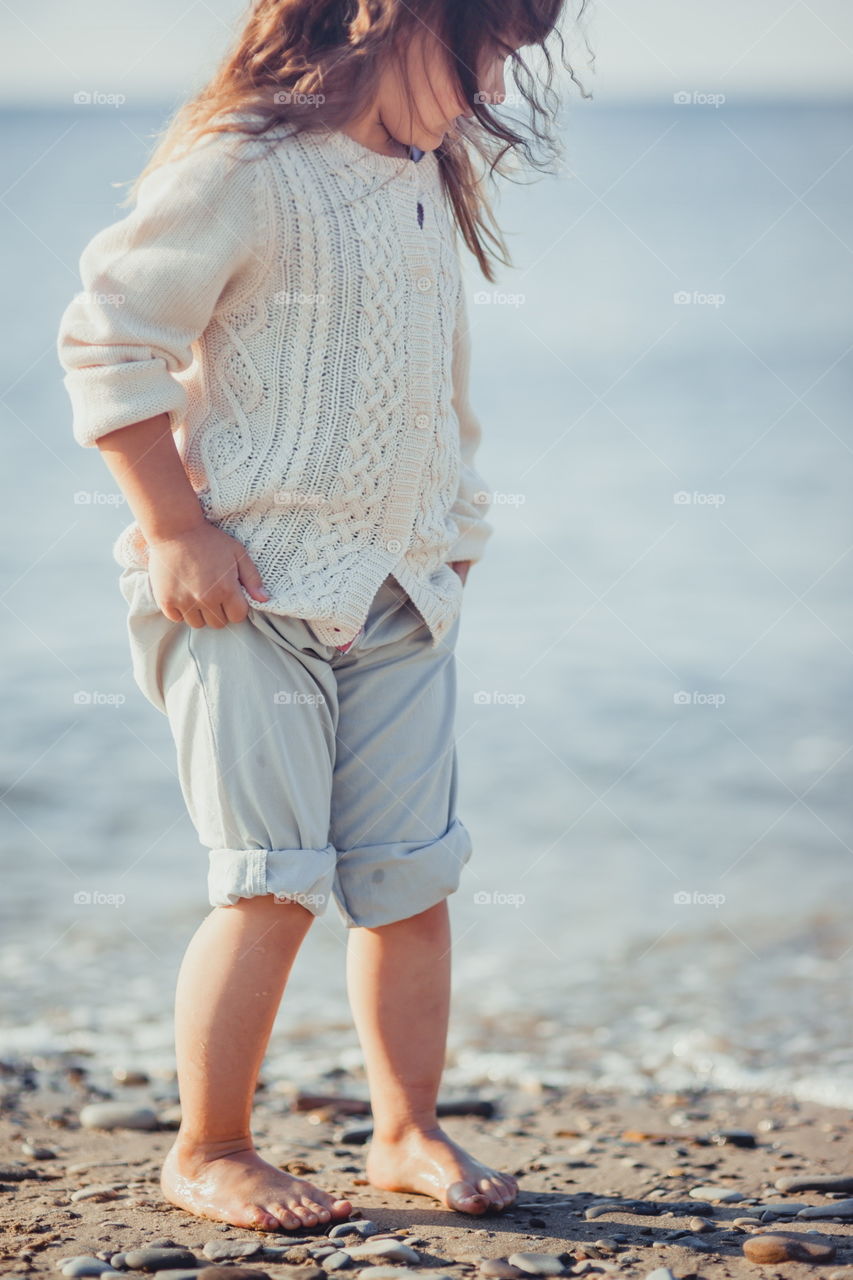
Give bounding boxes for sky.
[2,0,852,106]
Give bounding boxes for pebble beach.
[2,1059,853,1280]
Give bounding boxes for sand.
[2,1069,852,1280]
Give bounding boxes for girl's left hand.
[449,559,472,585]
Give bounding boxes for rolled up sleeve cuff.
[63,359,188,448]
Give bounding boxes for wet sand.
[2,1063,852,1280]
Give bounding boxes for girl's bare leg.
[346,897,518,1214]
[160,895,355,1231]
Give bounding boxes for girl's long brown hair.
[120,0,593,281]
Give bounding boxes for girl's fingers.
[236,547,270,600]
[201,604,228,629]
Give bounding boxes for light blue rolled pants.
[118,568,472,928]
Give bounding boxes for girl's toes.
[303,1198,331,1220]
[500,1173,519,1202]
[483,1175,509,1206]
[268,1203,303,1230]
[292,1203,319,1226]
[447,1179,490,1213]
[479,1175,506,1207]
[244,1202,274,1228]
[331,1198,354,1217]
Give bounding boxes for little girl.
[58,0,581,1235]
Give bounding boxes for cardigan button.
[414,413,430,429]
[416,275,433,291]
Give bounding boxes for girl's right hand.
[147,521,271,628]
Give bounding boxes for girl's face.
[377,29,516,150]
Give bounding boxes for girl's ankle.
[169,1131,256,1167]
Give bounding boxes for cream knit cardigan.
[57,123,494,648]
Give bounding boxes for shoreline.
[2,1057,852,1280]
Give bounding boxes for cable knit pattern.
[56,123,494,647]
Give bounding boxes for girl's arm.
[57,133,272,625]
[95,412,207,543]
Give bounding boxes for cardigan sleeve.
[446,284,495,563]
[56,133,265,448]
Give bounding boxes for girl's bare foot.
[365,1124,518,1214]
[161,1139,355,1231]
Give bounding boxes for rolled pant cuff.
[333,815,474,928]
[207,844,337,912]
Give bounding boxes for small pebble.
[21,1142,57,1159]
[112,1067,150,1086]
[0,1162,44,1181]
[202,1241,263,1262]
[688,1217,712,1232]
[776,1175,853,1194]
[60,1261,115,1278]
[322,1253,352,1271]
[122,1248,198,1271]
[479,1263,526,1279]
[643,1269,677,1280]
[710,1129,756,1149]
[330,1222,380,1240]
[799,1198,853,1220]
[688,1185,744,1202]
[507,1254,566,1276]
[347,1241,421,1264]
[743,1232,836,1263]
[78,1103,159,1132]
